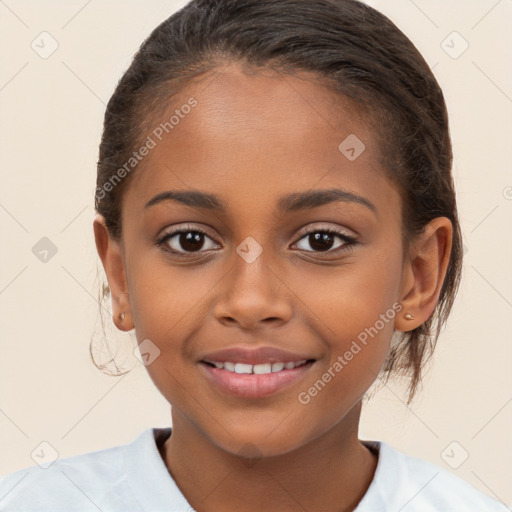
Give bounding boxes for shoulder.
[0,429,157,512]
[357,440,508,512]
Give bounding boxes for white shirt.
[0,427,507,511]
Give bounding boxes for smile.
[199,359,315,398]
[205,360,309,374]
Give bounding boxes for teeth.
[253,363,271,374]
[234,363,253,374]
[209,360,307,374]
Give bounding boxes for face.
[110,62,408,456]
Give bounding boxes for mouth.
[198,349,316,398]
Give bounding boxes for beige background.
[1,0,511,506]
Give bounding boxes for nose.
[213,250,293,330]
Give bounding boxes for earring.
[404,313,415,320]
[119,312,125,321]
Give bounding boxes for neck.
[163,402,378,512]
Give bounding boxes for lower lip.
[199,362,314,399]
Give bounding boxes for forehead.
[125,61,397,220]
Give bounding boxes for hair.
[93,0,462,403]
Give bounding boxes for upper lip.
[200,346,316,365]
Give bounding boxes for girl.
[0,0,507,510]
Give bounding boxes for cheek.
[292,247,402,395]
[296,300,396,436]
[288,244,403,339]
[126,255,227,393]
[128,256,212,340]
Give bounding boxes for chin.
[204,418,319,460]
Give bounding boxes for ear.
[93,214,134,331]
[395,217,453,332]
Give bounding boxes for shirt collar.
[125,427,193,511]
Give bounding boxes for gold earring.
[119,312,125,321]
[404,313,414,320]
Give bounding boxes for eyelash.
[156,224,358,259]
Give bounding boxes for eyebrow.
[144,188,376,213]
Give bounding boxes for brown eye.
[158,227,220,255]
[175,232,206,252]
[295,229,355,253]
[306,232,336,252]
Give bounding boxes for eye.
[294,227,357,254]
[156,224,357,258]
[157,225,220,256]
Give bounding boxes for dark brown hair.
[94,0,462,403]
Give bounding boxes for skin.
[94,61,452,511]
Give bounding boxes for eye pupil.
[180,232,204,252]
[309,232,334,252]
